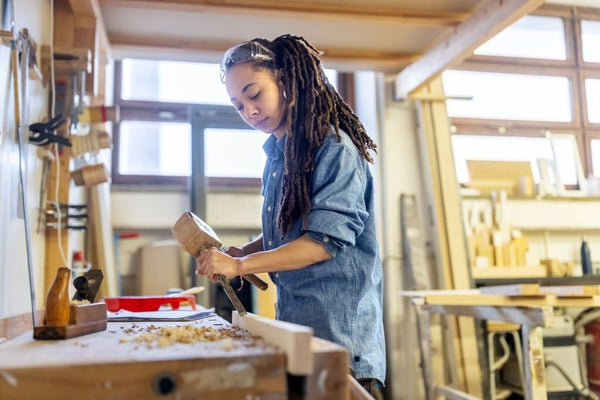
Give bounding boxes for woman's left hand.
[195,248,241,283]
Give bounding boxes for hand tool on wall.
[28,114,70,146]
[172,211,268,291]
[11,34,38,329]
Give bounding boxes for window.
[113,59,339,186]
[593,139,600,176]
[443,70,572,122]
[452,135,581,185]
[582,20,600,63]
[443,7,600,187]
[474,15,566,60]
[204,128,267,178]
[585,78,600,124]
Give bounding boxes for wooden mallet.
[172,211,268,290]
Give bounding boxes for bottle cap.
[72,250,85,262]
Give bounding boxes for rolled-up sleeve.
[305,140,369,257]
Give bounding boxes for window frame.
[447,5,600,180]
[112,60,350,187]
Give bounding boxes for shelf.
[475,275,600,287]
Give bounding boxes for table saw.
[0,310,349,399]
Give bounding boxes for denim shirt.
[261,127,386,383]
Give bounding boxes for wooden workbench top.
[0,314,287,399]
[0,311,350,400]
[0,315,281,369]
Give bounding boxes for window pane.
[593,139,600,176]
[119,121,191,176]
[122,58,338,104]
[442,70,572,122]
[121,59,231,104]
[582,20,600,63]
[205,128,267,178]
[586,78,600,123]
[475,15,566,60]
[452,135,579,185]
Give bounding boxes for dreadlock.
[251,35,377,236]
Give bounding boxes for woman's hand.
[223,246,244,258]
[196,247,242,283]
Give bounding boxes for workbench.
[0,310,349,399]
[402,286,581,400]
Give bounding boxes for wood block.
[471,266,547,280]
[475,244,494,267]
[33,302,107,340]
[307,338,350,400]
[233,312,313,375]
[494,246,504,267]
[69,302,107,324]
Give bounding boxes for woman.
[196,34,385,397]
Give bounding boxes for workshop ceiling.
[98,0,595,97]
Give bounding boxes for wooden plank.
[417,77,480,395]
[0,355,287,399]
[306,338,350,400]
[87,185,118,298]
[107,33,414,72]
[349,375,372,400]
[472,266,547,280]
[479,284,540,296]
[0,311,43,341]
[233,312,313,375]
[522,326,547,400]
[426,305,553,328]
[423,293,600,308]
[101,0,469,26]
[395,0,546,99]
[538,285,600,296]
[43,142,71,295]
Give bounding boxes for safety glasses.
[220,41,276,83]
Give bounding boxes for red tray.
[103,295,196,312]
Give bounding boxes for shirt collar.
[263,133,287,159]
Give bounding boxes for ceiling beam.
[108,33,416,71]
[394,0,546,100]
[100,0,469,26]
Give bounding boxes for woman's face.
[225,63,288,139]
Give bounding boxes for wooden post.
[415,76,482,396]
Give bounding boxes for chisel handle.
[242,274,269,291]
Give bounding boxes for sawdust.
[118,323,267,350]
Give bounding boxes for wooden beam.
[100,0,469,26]
[232,312,313,375]
[108,33,416,71]
[394,0,546,99]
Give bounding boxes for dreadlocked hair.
[252,35,377,236]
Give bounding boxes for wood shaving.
[122,323,261,349]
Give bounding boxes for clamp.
[29,114,71,147]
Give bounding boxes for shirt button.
[268,240,272,246]
[275,273,279,278]
[267,205,272,212]
[272,172,277,177]
[323,236,329,243]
